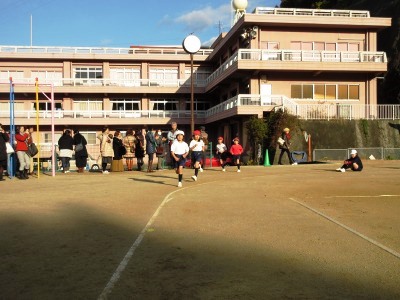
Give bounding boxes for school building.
[0,6,392,154]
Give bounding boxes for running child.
[215,136,228,171]
[170,130,189,187]
[230,137,243,172]
[189,130,204,181]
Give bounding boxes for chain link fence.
[313,148,400,161]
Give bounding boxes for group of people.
[0,122,364,182]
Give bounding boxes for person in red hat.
[215,136,228,171]
[230,137,243,172]
[189,130,204,181]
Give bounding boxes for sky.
[0,0,280,48]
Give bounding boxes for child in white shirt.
[170,130,189,187]
[189,130,205,181]
[215,136,228,171]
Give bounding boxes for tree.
[245,116,268,164]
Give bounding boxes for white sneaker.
[291,162,298,165]
[237,169,241,173]
[65,170,70,173]
[191,175,197,181]
[178,182,182,187]
[199,167,203,172]
[102,170,109,174]
[222,168,226,172]
[336,168,342,171]
[340,168,346,173]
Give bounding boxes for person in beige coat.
[98,126,114,174]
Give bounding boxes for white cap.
[174,130,185,136]
[351,149,357,155]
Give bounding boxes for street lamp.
[182,34,201,134]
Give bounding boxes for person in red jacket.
[229,137,243,173]
[15,126,31,179]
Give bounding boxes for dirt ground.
[1,160,400,300]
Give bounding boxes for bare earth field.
[1,160,399,300]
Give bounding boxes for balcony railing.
[0,45,213,56]
[0,78,208,88]
[0,110,207,119]
[205,49,387,85]
[253,7,370,18]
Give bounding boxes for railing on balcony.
[253,7,370,18]
[0,45,213,56]
[0,78,207,88]
[205,49,387,85]
[0,110,207,120]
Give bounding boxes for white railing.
[0,78,208,88]
[253,7,370,18]
[0,45,213,56]
[0,110,207,119]
[205,49,387,85]
[240,49,387,63]
[291,104,400,120]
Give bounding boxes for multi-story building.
[0,6,392,155]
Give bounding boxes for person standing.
[155,129,166,170]
[278,127,296,165]
[15,126,31,180]
[135,129,145,171]
[167,122,178,168]
[215,136,228,171]
[199,126,209,170]
[0,124,9,181]
[111,130,125,172]
[230,137,243,173]
[73,129,88,173]
[336,149,363,172]
[170,130,189,187]
[58,129,74,173]
[98,127,114,174]
[145,127,157,172]
[189,130,204,181]
[123,129,136,171]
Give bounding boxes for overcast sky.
[0,0,280,48]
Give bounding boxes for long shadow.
[0,189,399,299]
[389,122,400,134]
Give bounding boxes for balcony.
[205,49,387,89]
[253,7,370,18]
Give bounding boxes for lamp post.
[182,34,201,134]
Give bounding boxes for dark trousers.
[278,148,293,164]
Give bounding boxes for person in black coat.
[336,149,363,172]
[135,129,145,171]
[73,129,88,173]
[0,124,9,181]
[111,130,124,172]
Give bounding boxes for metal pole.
[51,84,55,177]
[9,78,15,178]
[190,53,195,134]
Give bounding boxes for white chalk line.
[325,195,400,198]
[289,197,400,260]
[97,188,182,300]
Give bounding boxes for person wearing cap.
[336,149,363,172]
[278,127,297,166]
[215,136,228,171]
[189,130,205,181]
[229,137,243,172]
[170,130,189,187]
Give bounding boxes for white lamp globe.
[182,35,201,54]
[232,0,248,10]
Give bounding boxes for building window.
[291,84,359,100]
[43,132,62,144]
[184,100,210,111]
[111,99,140,111]
[74,67,103,85]
[151,99,178,110]
[31,71,63,86]
[80,132,97,144]
[33,102,62,111]
[110,68,140,86]
[149,68,178,86]
[0,71,24,80]
[73,99,103,110]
